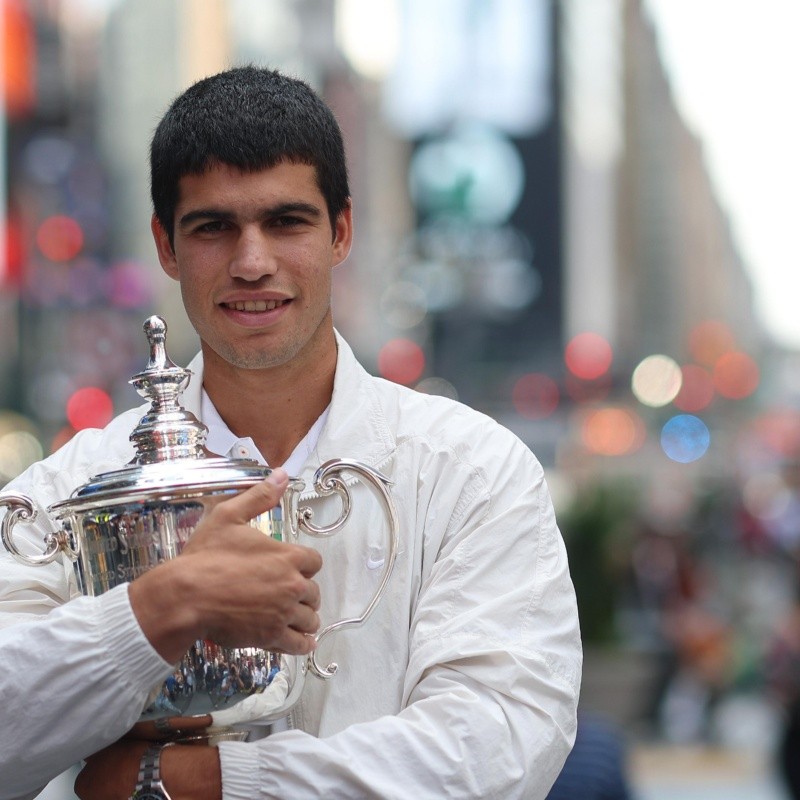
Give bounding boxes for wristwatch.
[129,744,173,800]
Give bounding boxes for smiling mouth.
[222,299,289,312]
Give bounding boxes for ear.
[151,215,180,281]
[331,202,353,268]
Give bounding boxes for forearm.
[0,585,171,799]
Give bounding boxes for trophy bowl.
[0,316,398,740]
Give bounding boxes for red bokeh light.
[66,387,114,431]
[713,351,760,399]
[749,410,800,458]
[36,215,84,262]
[377,339,426,385]
[564,332,613,380]
[673,364,715,412]
[512,373,560,419]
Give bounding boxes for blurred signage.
[1,0,36,118]
[384,0,552,137]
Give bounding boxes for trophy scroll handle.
[296,459,399,679]
[0,492,80,566]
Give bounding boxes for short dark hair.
[150,65,350,246]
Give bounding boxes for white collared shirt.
[201,389,330,477]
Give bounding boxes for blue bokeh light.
[661,414,711,463]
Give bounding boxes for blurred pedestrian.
[546,713,635,800]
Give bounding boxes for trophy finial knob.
[128,315,212,464]
[142,316,176,372]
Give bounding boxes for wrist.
[129,560,201,663]
[129,743,174,800]
[160,743,222,800]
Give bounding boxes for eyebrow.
[178,202,323,228]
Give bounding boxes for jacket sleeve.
[217,440,582,799]
[0,428,172,800]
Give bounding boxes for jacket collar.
[180,331,396,479]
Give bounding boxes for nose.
[229,227,277,281]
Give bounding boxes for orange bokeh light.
[36,215,84,262]
[713,351,760,399]
[564,332,613,380]
[581,407,645,456]
[66,387,114,431]
[50,425,76,453]
[512,373,560,419]
[674,364,715,412]
[377,339,426,385]
[688,320,735,367]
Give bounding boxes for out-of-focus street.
[633,744,788,800]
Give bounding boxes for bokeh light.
[661,414,711,463]
[741,471,791,523]
[66,387,114,430]
[564,332,613,380]
[631,354,682,407]
[0,431,43,479]
[51,425,77,454]
[512,373,560,419]
[377,339,426,385]
[749,410,800,458]
[35,215,84,262]
[713,351,760,399]
[673,364,715,412]
[0,411,42,480]
[688,320,736,367]
[106,260,154,308]
[581,407,646,456]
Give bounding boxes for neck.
[201,334,337,467]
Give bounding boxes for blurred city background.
[2,1,800,798]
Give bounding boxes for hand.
[75,741,221,800]
[129,469,323,663]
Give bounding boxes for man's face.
[152,161,352,372]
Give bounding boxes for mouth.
[221,299,290,312]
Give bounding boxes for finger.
[300,577,321,611]
[276,629,318,656]
[215,469,289,524]
[290,545,323,578]
[290,602,321,635]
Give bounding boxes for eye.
[195,220,229,234]
[272,215,306,228]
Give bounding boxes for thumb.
[216,468,290,524]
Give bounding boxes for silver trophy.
[0,316,398,740]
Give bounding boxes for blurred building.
[0,0,770,482]
[566,0,760,367]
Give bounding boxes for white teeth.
[225,300,284,312]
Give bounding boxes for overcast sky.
[644,0,800,351]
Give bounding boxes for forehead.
[175,160,324,210]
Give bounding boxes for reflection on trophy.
[0,316,398,741]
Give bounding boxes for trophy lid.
[49,316,275,515]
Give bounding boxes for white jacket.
[0,333,581,800]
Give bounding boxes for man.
[0,66,581,799]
